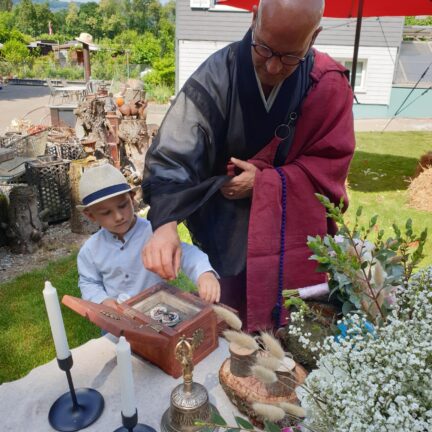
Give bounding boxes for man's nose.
[265,56,283,74]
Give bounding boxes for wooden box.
[62,282,219,378]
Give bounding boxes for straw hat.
[77,164,139,210]
[75,32,96,47]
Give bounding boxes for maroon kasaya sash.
[242,59,355,331]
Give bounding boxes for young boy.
[77,164,220,309]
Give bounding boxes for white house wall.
[315,45,398,105]
[178,40,397,105]
[178,40,230,91]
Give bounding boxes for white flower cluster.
[296,267,432,432]
[288,310,323,357]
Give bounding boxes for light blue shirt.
[78,216,215,304]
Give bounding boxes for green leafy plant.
[195,410,301,432]
[306,194,427,325]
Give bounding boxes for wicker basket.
[25,156,71,223]
[2,130,48,158]
[46,141,84,160]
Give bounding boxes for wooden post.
[82,43,91,83]
[105,112,121,168]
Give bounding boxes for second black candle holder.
[114,410,156,432]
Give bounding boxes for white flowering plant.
[295,266,432,432]
[304,194,427,325]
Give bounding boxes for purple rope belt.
[272,167,287,328]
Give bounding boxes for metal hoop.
[274,112,298,141]
[274,124,291,140]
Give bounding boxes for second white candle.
[116,336,136,418]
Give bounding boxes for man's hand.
[142,221,181,280]
[197,271,220,303]
[221,157,257,200]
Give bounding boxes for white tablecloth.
[0,336,238,431]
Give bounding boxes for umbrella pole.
[351,0,365,92]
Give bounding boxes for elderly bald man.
[142,0,355,331]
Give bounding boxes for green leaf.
[356,206,363,217]
[369,214,378,228]
[226,429,242,432]
[211,411,227,427]
[342,301,353,315]
[264,420,281,432]
[235,416,255,430]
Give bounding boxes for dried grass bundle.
[373,260,385,289]
[223,330,258,351]
[278,402,306,418]
[252,403,285,422]
[260,332,285,360]
[255,354,281,371]
[212,305,242,330]
[251,365,278,384]
[408,167,432,213]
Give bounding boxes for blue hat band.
[82,183,131,206]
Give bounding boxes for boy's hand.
[102,298,118,310]
[197,271,220,304]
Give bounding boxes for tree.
[52,9,68,36]
[78,2,103,39]
[0,0,12,12]
[33,2,54,37]
[131,31,161,66]
[65,2,80,36]
[125,0,161,34]
[14,0,37,36]
[156,1,175,55]
[99,0,127,38]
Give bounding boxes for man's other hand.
[197,271,220,303]
[221,157,257,199]
[142,221,181,280]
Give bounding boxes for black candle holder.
[48,354,105,432]
[114,410,157,432]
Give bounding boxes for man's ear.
[251,4,258,28]
[83,209,96,222]
[310,26,322,48]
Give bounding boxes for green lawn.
[0,131,431,383]
[346,132,432,267]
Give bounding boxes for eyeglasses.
[251,32,306,66]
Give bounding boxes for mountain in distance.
[12,0,100,12]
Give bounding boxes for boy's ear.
[83,208,97,222]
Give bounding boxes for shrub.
[1,39,31,66]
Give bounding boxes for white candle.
[116,336,136,418]
[43,281,70,360]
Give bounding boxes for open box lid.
[62,294,170,349]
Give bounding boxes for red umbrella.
[217,0,432,17]
[216,0,432,89]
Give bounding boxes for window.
[339,59,367,91]
[190,0,211,9]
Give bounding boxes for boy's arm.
[77,247,110,304]
[180,242,220,303]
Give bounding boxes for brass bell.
[161,336,219,432]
